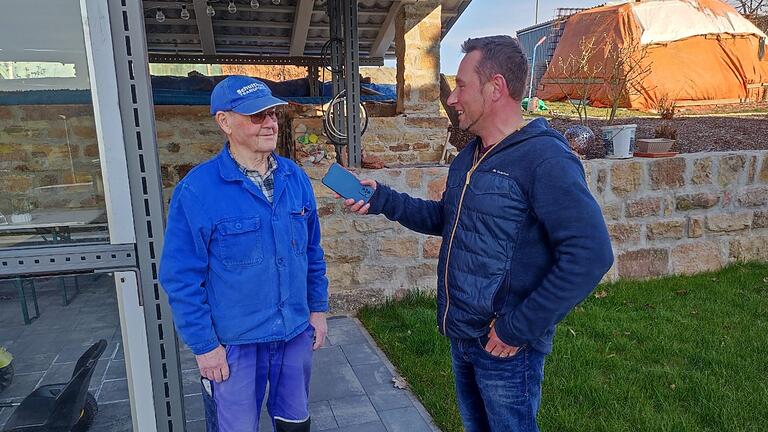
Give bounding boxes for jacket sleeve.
[495,156,614,348]
[158,183,220,355]
[367,183,444,236]
[303,175,329,312]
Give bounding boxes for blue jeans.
[450,336,546,432]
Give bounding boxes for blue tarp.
[0,75,397,106]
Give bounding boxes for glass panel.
[0,273,133,430]
[0,0,108,249]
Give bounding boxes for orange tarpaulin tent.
[537,0,768,109]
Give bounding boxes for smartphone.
[322,163,374,203]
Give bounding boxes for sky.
[439,0,603,74]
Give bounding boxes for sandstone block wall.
[303,165,450,299]
[586,152,768,280]
[3,104,768,301]
[395,0,442,116]
[310,151,768,296]
[291,115,449,167]
[0,105,103,212]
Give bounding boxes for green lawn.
[358,263,768,432]
[526,101,768,120]
[533,100,653,120]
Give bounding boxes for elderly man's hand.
[336,179,377,215]
[309,312,328,350]
[196,345,229,383]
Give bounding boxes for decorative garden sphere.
[563,124,597,157]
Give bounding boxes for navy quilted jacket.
[368,118,613,354]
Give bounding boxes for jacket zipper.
[441,142,504,335]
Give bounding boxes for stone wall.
[586,152,768,279]
[4,104,768,301]
[291,115,449,167]
[395,0,442,116]
[0,105,451,211]
[304,165,449,300]
[0,105,103,213]
[309,151,768,297]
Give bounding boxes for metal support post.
[328,0,345,96]
[107,0,185,429]
[328,0,347,163]
[342,0,362,168]
[308,65,320,97]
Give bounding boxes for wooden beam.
[540,78,606,84]
[192,0,216,55]
[439,73,460,127]
[370,0,401,58]
[674,98,743,107]
[290,0,315,56]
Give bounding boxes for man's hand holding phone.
[322,163,378,215]
[340,179,377,215]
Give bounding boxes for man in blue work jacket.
[159,75,328,432]
[341,36,614,431]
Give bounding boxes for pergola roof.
[142,0,472,64]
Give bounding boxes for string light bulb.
[180,4,191,20]
[250,0,259,8]
[155,8,166,22]
[206,3,215,16]
[228,0,237,13]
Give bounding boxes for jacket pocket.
[476,336,527,362]
[216,216,263,267]
[466,171,527,249]
[290,206,310,255]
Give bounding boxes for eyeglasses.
[247,109,278,125]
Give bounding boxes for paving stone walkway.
[184,315,440,432]
[0,277,438,432]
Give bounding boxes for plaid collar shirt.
[229,147,278,204]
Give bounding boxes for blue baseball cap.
[210,75,287,116]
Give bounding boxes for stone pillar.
[395,0,441,116]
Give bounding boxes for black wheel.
[0,362,13,393]
[71,391,98,432]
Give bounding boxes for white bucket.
[10,213,32,224]
[601,124,637,159]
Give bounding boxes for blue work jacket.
[159,146,328,355]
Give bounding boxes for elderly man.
[160,75,328,432]
[341,36,614,431]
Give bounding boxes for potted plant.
[0,345,13,393]
[636,95,677,155]
[601,38,652,158]
[10,199,34,224]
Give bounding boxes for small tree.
[727,0,767,16]
[604,39,653,124]
[551,36,605,126]
[655,93,677,120]
[727,0,768,32]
